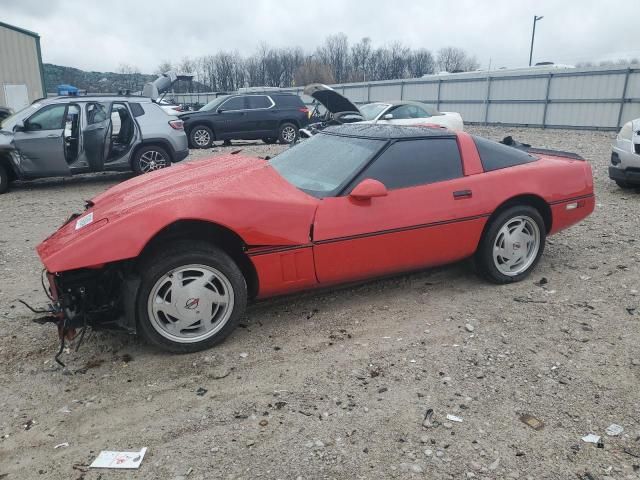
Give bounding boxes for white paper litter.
[605,424,624,436]
[581,434,600,444]
[90,447,147,469]
[446,414,463,423]
[54,442,69,449]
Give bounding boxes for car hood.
[38,155,319,273]
[303,83,360,114]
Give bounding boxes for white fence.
[168,65,640,131]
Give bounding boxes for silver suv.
[609,118,640,188]
[0,96,189,194]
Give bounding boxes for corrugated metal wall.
[167,65,640,130]
[0,23,43,107]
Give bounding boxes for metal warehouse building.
[0,21,45,111]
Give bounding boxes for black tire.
[132,145,171,174]
[136,241,247,353]
[278,123,298,144]
[262,137,278,144]
[475,205,546,284]
[189,125,214,148]
[0,163,9,195]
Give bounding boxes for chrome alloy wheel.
[492,215,540,276]
[147,264,235,343]
[193,129,211,147]
[139,150,169,172]
[281,125,296,143]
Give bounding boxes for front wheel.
[278,123,298,144]
[189,125,213,148]
[132,145,171,174]
[136,241,247,353]
[475,205,546,284]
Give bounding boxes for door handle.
[47,134,58,138]
[453,190,472,199]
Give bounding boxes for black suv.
[180,92,310,148]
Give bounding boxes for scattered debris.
[239,352,249,358]
[464,323,475,333]
[23,419,35,431]
[259,420,268,427]
[535,277,548,286]
[446,414,463,423]
[519,414,544,431]
[605,424,623,436]
[54,442,69,449]
[422,408,434,428]
[581,434,600,444]
[58,405,71,414]
[196,387,208,396]
[90,447,147,469]
[513,297,547,304]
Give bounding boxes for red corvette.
[37,125,594,352]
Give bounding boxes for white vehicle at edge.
[609,118,640,188]
[359,101,463,131]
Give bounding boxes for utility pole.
[529,15,544,66]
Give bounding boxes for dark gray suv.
[0,96,189,194]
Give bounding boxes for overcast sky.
[2,0,638,73]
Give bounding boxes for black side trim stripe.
[314,214,490,245]
[248,244,312,257]
[548,193,594,206]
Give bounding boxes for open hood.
[303,84,360,114]
[142,71,194,101]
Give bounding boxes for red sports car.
[37,125,594,353]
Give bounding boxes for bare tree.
[408,49,435,77]
[117,63,141,91]
[437,47,474,72]
[294,60,335,85]
[316,33,350,83]
[155,60,173,75]
[351,37,372,81]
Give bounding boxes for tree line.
[151,34,480,92]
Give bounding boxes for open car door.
[82,101,112,172]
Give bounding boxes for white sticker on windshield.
[75,212,94,230]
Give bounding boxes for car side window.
[246,96,273,109]
[473,136,537,172]
[86,103,109,125]
[388,105,425,119]
[26,104,67,130]
[220,96,246,111]
[351,138,463,191]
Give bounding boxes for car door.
[216,96,248,139]
[312,138,487,284]
[245,95,276,137]
[82,102,112,172]
[12,103,70,177]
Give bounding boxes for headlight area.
[43,261,140,366]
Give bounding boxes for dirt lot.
[1,126,639,480]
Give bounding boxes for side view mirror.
[382,113,393,120]
[13,120,25,132]
[217,108,225,114]
[349,179,388,201]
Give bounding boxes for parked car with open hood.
[301,84,463,137]
[609,118,640,188]
[0,96,188,194]
[36,124,594,354]
[179,92,310,148]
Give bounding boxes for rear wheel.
[132,145,171,174]
[136,241,247,353]
[278,123,298,144]
[189,125,213,148]
[262,137,278,144]
[475,205,546,284]
[0,163,9,194]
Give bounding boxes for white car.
[158,99,183,116]
[609,118,640,188]
[360,101,463,131]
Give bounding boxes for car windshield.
[199,95,230,112]
[360,103,390,121]
[0,103,39,129]
[270,133,384,197]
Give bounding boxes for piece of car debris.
[446,414,463,423]
[605,424,624,436]
[422,408,435,428]
[581,434,601,444]
[196,387,208,396]
[90,447,147,469]
[519,414,545,431]
[54,442,69,449]
[23,419,35,431]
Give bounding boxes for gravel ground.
[1,126,639,480]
